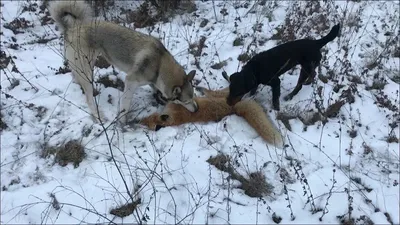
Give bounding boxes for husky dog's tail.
[234,100,283,147]
[316,23,340,49]
[48,1,93,32]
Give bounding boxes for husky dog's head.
[156,69,198,112]
[171,70,198,112]
[226,71,257,106]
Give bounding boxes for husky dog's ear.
[173,86,181,98]
[160,114,169,121]
[187,70,196,81]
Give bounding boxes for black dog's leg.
[269,79,281,111]
[304,61,318,85]
[250,86,258,96]
[284,64,315,101]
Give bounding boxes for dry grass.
[110,198,141,218]
[41,140,86,168]
[207,154,273,197]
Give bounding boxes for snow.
[1,0,399,224]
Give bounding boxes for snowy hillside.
[1,0,399,224]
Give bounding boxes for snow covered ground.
[1,0,399,224]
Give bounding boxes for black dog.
[226,23,340,110]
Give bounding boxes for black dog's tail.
[316,23,340,48]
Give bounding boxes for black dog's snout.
[155,125,164,131]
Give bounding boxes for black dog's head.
[226,72,257,106]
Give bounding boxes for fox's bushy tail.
[48,1,93,32]
[316,23,340,48]
[234,100,283,147]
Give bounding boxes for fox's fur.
[140,87,283,147]
[48,1,198,123]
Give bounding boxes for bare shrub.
[207,154,274,197]
[41,140,86,168]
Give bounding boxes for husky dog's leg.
[120,80,139,124]
[65,43,104,122]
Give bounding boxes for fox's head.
[139,113,173,131]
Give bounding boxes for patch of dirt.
[123,2,158,28]
[324,100,345,118]
[365,79,387,91]
[362,142,373,156]
[0,51,12,69]
[318,74,329,84]
[189,36,207,69]
[7,78,20,90]
[0,112,8,132]
[237,53,251,63]
[3,17,34,34]
[55,61,71,75]
[272,212,283,224]
[97,75,125,92]
[233,36,244,46]
[340,86,356,104]
[210,57,231,70]
[374,93,398,112]
[199,18,209,28]
[42,140,86,168]
[40,12,54,26]
[110,198,141,218]
[95,56,111,69]
[299,111,326,126]
[189,36,207,57]
[276,112,296,131]
[386,133,399,143]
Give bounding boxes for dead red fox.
[140,86,283,147]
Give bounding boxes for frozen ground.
[1,0,399,224]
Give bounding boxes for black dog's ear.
[155,125,164,131]
[222,71,230,82]
[160,114,169,121]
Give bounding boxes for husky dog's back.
[49,1,198,123]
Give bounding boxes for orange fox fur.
[140,87,283,147]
